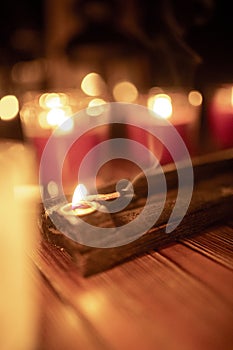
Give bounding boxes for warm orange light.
[0,95,19,120]
[87,98,106,116]
[46,108,66,126]
[40,93,68,109]
[72,184,88,208]
[113,81,138,102]
[38,111,51,129]
[148,94,172,119]
[188,90,203,106]
[38,93,49,108]
[81,73,106,96]
[79,292,104,316]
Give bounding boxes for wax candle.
[0,141,38,350]
[127,89,202,165]
[208,84,233,148]
[20,92,109,193]
[60,184,99,216]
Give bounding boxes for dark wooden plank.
[40,171,233,276]
[39,149,233,276]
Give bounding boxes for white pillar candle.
[0,141,38,350]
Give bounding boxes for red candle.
[208,84,233,149]
[127,90,202,165]
[20,92,109,193]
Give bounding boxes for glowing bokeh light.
[188,90,203,106]
[0,95,19,120]
[113,81,138,102]
[46,108,66,126]
[81,73,106,96]
[38,111,51,129]
[148,94,172,119]
[40,93,68,109]
[87,98,106,116]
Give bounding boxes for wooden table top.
[33,220,233,350]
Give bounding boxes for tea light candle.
[208,84,233,148]
[60,184,99,217]
[60,201,99,216]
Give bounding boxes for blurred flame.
[113,81,138,102]
[231,87,233,107]
[72,184,88,208]
[0,95,19,120]
[81,72,106,96]
[41,106,74,133]
[148,94,172,119]
[42,93,68,109]
[46,108,66,126]
[188,90,203,106]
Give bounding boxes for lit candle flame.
[72,184,88,209]
[147,94,172,119]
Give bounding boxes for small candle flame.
[152,94,172,119]
[147,94,172,119]
[72,184,88,208]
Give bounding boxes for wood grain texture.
[181,224,233,270]
[34,222,233,350]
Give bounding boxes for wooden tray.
[40,149,233,276]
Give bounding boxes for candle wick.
[72,201,92,210]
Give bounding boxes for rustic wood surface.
[34,221,233,350]
[33,150,233,349]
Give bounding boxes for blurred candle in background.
[0,141,38,350]
[127,88,202,165]
[20,87,109,193]
[208,84,233,149]
[149,89,202,163]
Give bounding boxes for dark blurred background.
[1,0,233,89]
[0,0,233,144]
